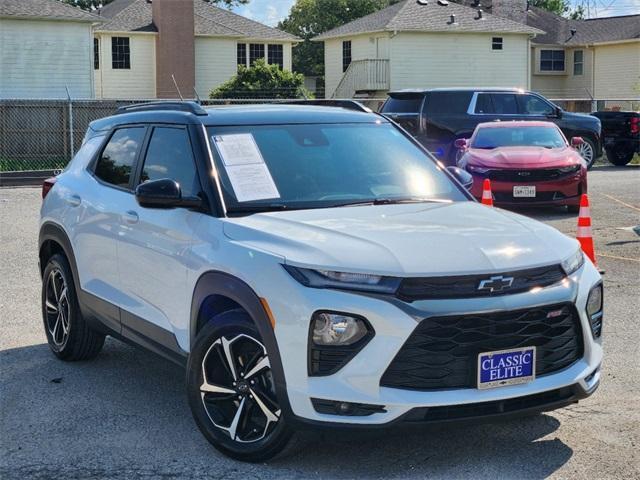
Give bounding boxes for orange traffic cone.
[576,194,597,266]
[481,179,493,206]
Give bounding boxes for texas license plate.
[477,347,536,389]
[513,186,536,197]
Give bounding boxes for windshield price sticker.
[213,134,280,202]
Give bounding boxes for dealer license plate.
[513,186,536,197]
[477,347,536,390]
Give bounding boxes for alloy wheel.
[45,268,71,348]
[577,141,594,166]
[200,334,280,443]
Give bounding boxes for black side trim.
[120,310,188,366]
[190,271,292,420]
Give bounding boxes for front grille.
[402,386,576,423]
[397,264,565,301]
[485,168,576,182]
[380,303,583,391]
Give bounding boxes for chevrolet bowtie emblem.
[478,275,514,292]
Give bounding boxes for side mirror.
[135,178,202,209]
[446,166,474,191]
[555,107,563,118]
[454,138,468,150]
[571,136,584,147]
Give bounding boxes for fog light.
[586,283,603,338]
[311,398,386,416]
[311,312,370,346]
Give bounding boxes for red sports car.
[457,121,588,213]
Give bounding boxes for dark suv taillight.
[42,177,57,199]
[630,117,639,135]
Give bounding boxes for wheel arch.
[39,222,80,287]
[190,271,290,413]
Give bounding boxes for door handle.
[123,210,139,224]
[66,194,81,207]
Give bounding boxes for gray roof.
[460,1,640,45]
[314,0,542,40]
[525,7,640,45]
[96,0,298,40]
[0,0,102,22]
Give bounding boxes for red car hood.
[465,146,583,169]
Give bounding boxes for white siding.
[593,42,640,100]
[389,32,529,90]
[324,34,383,97]
[94,33,156,99]
[195,37,237,96]
[0,19,93,99]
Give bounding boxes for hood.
[465,146,583,169]
[222,202,578,276]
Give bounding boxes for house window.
[492,37,503,50]
[342,41,352,72]
[249,43,265,65]
[540,49,565,72]
[111,37,130,69]
[237,43,247,70]
[573,50,584,75]
[268,44,284,69]
[94,38,99,69]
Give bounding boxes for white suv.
[39,101,603,462]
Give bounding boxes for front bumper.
[263,259,603,426]
[469,172,587,208]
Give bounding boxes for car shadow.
[1,340,573,479]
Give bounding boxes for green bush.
[210,59,312,99]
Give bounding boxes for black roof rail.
[279,99,372,113]
[117,101,208,116]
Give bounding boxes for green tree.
[279,0,400,77]
[59,0,248,11]
[209,59,311,99]
[528,0,585,19]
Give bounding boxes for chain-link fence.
[1,95,636,185]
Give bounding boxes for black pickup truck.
[591,111,639,166]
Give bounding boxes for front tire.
[576,137,597,169]
[186,310,292,462]
[41,254,105,360]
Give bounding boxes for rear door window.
[94,127,146,188]
[474,93,518,114]
[382,95,423,113]
[425,92,473,116]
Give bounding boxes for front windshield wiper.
[226,204,292,214]
[333,197,450,208]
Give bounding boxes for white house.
[314,0,542,99]
[0,0,101,99]
[94,0,299,99]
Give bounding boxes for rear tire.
[606,144,635,166]
[186,310,292,462]
[41,254,105,360]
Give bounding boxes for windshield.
[381,96,422,113]
[207,122,467,213]
[471,126,567,149]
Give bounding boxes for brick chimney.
[152,0,195,99]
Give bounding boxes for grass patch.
[0,157,68,172]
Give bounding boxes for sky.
[231,0,640,26]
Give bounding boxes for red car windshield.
[472,126,567,150]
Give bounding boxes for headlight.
[587,283,603,317]
[284,265,401,294]
[559,165,581,174]
[561,249,585,275]
[311,312,370,346]
[467,165,490,174]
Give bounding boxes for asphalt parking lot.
[1,165,639,480]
